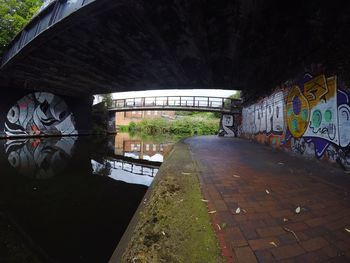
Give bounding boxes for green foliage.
[224,91,242,108]
[0,0,42,55]
[101,93,113,108]
[125,116,220,136]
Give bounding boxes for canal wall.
[240,72,350,170]
[0,89,92,137]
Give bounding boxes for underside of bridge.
[1,0,350,100]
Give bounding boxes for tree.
[0,0,42,56]
[101,93,113,108]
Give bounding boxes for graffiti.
[290,138,314,156]
[5,92,77,136]
[241,73,350,170]
[218,114,236,137]
[242,91,284,136]
[5,137,77,179]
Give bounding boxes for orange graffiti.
[286,86,309,138]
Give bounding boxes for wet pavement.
[185,136,350,263]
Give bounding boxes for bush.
[123,116,219,136]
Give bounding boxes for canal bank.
[110,140,223,263]
[113,135,350,263]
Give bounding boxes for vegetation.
[101,93,113,108]
[122,142,223,263]
[0,0,42,55]
[123,114,220,136]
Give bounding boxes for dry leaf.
[181,172,191,175]
[269,241,277,247]
[283,218,289,222]
[345,228,350,233]
[278,162,284,165]
[235,207,241,214]
[208,210,216,214]
[233,174,240,178]
[201,199,209,202]
[265,189,270,194]
[161,231,166,236]
[295,206,301,214]
[216,224,221,231]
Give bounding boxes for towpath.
[186,136,350,263]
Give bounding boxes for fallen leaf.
[283,218,289,222]
[181,172,191,175]
[265,189,270,194]
[201,199,209,202]
[295,206,301,214]
[278,162,284,165]
[161,231,166,236]
[269,241,278,247]
[345,228,350,233]
[233,174,240,178]
[235,207,241,214]
[208,210,216,214]
[220,223,227,229]
[242,208,247,213]
[216,224,221,230]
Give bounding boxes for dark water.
[0,133,178,263]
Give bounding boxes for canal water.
[0,133,179,263]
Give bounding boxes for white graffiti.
[242,91,284,135]
[219,114,235,137]
[5,92,77,136]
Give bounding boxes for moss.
[122,142,223,263]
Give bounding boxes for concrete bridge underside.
[1,0,350,100]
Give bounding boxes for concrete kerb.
[108,139,189,263]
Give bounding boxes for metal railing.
[108,96,241,113]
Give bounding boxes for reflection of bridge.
[107,159,158,177]
[91,156,159,186]
[108,96,241,113]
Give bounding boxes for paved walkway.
[185,136,350,263]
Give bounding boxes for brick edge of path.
[185,136,350,263]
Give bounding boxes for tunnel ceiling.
[1,0,350,99]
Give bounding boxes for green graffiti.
[324,109,332,122]
[291,119,298,132]
[287,108,293,117]
[301,109,308,121]
[312,110,322,128]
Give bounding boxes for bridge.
[108,96,241,113]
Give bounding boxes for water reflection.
[92,133,177,186]
[5,136,76,179]
[0,133,179,263]
[114,132,174,162]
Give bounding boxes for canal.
[0,133,179,263]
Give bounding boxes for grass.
[122,141,223,263]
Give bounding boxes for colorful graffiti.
[241,74,350,169]
[4,92,77,136]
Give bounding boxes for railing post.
[193,96,195,107]
[179,96,182,106]
[207,97,210,108]
[166,96,169,106]
[222,98,225,109]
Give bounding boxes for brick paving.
[185,136,350,263]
